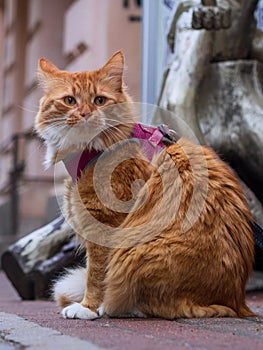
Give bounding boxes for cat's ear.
[39,58,59,74]
[37,58,59,91]
[100,50,125,91]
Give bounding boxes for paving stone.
[0,312,105,350]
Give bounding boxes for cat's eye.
[64,96,77,106]
[94,96,107,106]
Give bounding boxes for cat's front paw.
[62,302,99,320]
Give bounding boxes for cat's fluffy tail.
[52,267,86,308]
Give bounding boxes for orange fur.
[57,295,72,309]
[103,141,254,318]
[35,51,255,319]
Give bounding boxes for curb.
[0,312,107,350]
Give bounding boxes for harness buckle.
[158,124,179,145]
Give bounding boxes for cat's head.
[35,50,134,166]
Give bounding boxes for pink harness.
[63,123,174,182]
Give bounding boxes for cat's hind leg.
[178,302,254,318]
[100,247,243,320]
[173,300,238,318]
[102,282,238,320]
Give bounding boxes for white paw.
[62,302,99,320]
[97,305,105,317]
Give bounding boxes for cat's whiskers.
[18,105,40,114]
[37,119,67,126]
[37,115,68,125]
[41,125,67,134]
[104,122,130,137]
[38,118,67,124]
[100,129,118,146]
[45,120,68,129]
[103,125,123,139]
[38,114,133,156]
[104,114,134,127]
[37,122,68,143]
[100,124,129,148]
[36,124,67,135]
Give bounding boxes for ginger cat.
[35,51,255,320]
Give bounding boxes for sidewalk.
[0,271,262,350]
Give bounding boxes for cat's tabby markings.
[35,51,255,320]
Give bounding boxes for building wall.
[0,0,142,232]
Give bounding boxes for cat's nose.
[80,113,91,119]
[80,106,91,118]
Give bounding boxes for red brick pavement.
[0,272,262,350]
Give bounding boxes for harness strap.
[63,123,178,182]
[63,149,101,181]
